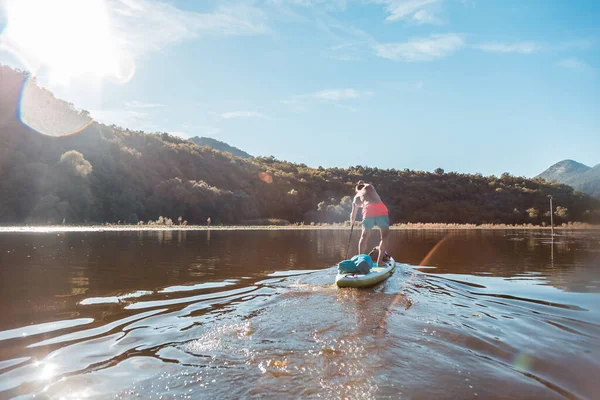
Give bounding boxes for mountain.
[1,65,599,225]
[188,136,252,159]
[537,160,591,182]
[537,160,600,198]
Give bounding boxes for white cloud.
[557,57,595,74]
[316,16,378,62]
[473,39,594,55]
[375,33,464,62]
[125,100,165,108]
[372,0,443,24]
[267,0,348,11]
[314,88,361,101]
[305,88,371,102]
[106,0,269,57]
[412,9,439,24]
[282,88,371,112]
[220,111,268,119]
[326,42,364,61]
[475,41,541,54]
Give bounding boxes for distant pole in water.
[548,195,554,236]
[551,234,554,262]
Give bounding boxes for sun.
[0,0,134,84]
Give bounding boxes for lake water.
[0,229,599,399]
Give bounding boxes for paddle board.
[335,257,396,288]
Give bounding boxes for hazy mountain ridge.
[537,160,590,181]
[188,136,252,159]
[1,65,599,225]
[537,160,600,198]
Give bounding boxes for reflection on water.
[0,229,598,399]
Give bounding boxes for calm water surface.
[0,229,599,399]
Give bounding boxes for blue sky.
[0,0,598,177]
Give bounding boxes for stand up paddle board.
[336,257,396,288]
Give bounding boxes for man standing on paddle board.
[350,180,390,266]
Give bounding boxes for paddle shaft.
[345,223,354,260]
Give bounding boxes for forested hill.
[537,160,600,199]
[1,65,599,225]
[188,136,252,159]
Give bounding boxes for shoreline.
[0,223,598,233]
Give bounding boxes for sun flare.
[1,0,134,84]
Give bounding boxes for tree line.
[1,65,599,226]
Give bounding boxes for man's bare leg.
[359,228,371,255]
[376,227,390,266]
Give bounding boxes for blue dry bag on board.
[338,254,373,274]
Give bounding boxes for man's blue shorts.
[362,216,390,229]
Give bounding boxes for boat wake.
[1,264,599,399]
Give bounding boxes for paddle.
[344,221,355,260]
